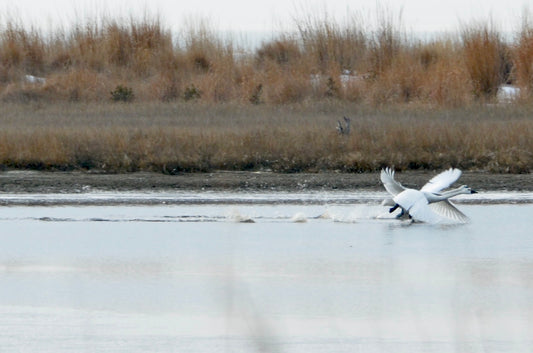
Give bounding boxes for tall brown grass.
[513,14,533,97]
[1,10,533,105]
[461,20,509,99]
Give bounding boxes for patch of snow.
[24,74,46,85]
[310,70,366,90]
[497,84,520,103]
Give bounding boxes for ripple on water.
[0,190,532,206]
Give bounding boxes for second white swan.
[380,167,477,223]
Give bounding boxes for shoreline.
[0,170,531,193]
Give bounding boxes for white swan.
[380,167,477,223]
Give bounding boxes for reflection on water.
[0,192,532,352]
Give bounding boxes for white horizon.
[1,0,530,34]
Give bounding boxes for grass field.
[1,12,533,174]
[0,102,531,173]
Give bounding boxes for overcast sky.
[1,0,531,34]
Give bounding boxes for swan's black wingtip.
[471,189,478,194]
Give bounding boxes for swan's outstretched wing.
[394,189,442,223]
[380,168,405,196]
[381,198,396,206]
[409,199,443,223]
[429,200,469,223]
[421,168,462,193]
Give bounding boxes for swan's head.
[459,185,477,194]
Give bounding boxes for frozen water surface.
[1,191,532,353]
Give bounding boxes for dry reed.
[513,14,533,96]
[1,10,533,105]
[461,21,509,99]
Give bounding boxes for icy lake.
[0,190,532,353]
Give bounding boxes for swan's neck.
[425,187,467,203]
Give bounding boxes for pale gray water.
[0,191,532,353]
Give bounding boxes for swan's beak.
[471,189,478,194]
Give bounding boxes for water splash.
[315,210,333,220]
[290,212,307,223]
[321,204,386,223]
[227,209,255,223]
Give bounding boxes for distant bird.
[336,116,351,135]
[380,167,477,223]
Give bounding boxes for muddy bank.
[0,170,531,193]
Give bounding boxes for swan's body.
[380,167,476,223]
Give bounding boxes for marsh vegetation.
[0,102,531,173]
[1,10,533,173]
